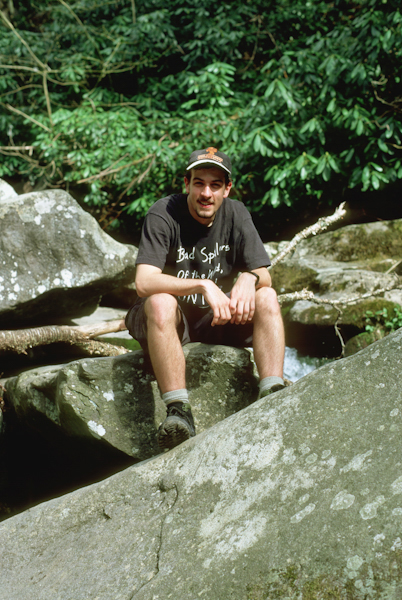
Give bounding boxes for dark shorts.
[125,297,253,353]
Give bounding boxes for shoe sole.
[157,416,193,450]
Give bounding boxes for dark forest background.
[1,0,402,242]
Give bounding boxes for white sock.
[162,389,189,406]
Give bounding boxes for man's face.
[185,167,232,226]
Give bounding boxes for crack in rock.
[130,477,179,598]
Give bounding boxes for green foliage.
[1,0,402,227]
[365,305,402,334]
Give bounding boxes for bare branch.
[0,10,47,70]
[57,0,100,55]
[0,145,34,155]
[117,154,156,201]
[3,103,51,132]
[43,71,53,125]
[74,340,129,357]
[0,320,127,355]
[270,202,347,268]
[386,259,402,275]
[0,63,43,73]
[76,319,127,338]
[278,280,402,307]
[76,153,154,184]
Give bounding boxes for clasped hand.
[203,274,256,327]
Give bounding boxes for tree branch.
[0,319,127,355]
[0,10,47,70]
[57,0,100,56]
[278,279,401,307]
[76,153,154,184]
[3,103,52,132]
[270,202,347,268]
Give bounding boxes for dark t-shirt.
[136,194,270,310]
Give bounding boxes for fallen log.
[0,319,127,355]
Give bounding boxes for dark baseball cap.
[186,147,232,174]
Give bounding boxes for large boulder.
[4,343,258,462]
[0,189,137,327]
[270,219,402,352]
[1,329,402,598]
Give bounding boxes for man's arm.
[135,264,233,326]
[247,267,272,289]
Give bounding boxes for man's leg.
[144,293,195,449]
[252,287,286,395]
[144,293,186,394]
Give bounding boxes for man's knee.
[255,287,282,318]
[144,293,180,327]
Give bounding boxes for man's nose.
[202,185,212,197]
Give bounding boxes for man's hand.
[229,272,257,324]
[202,280,232,326]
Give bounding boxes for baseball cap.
[186,147,232,174]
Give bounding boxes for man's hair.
[185,168,231,186]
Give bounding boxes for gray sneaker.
[157,402,196,450]
[260,383,285,398]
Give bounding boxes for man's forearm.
[136,271,212,298]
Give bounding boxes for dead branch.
[4,104,52,132]
[117,154,156,201]
[0,10,47,70]
[0,319,127,355]
[76,153,153,184]
[278,279,402,359]
[270,202,347,268]
[0,145,34,155]
[74,340,129,357]
[386,259,402,275]
[278,279,401,307]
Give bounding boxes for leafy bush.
[1,0,402,230]
[365,306,402,334]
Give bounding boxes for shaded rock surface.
[0,189,137,327]
[4,343,258,462]
[1,330,402,599]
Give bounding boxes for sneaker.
[260,383,285,398]
[157,402,196,450]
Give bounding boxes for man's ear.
[184,176,190,193]
[223,180,232,198]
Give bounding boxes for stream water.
[283,346,331,382]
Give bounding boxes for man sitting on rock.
[126,148,285,450]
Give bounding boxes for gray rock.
[0,178,17,203]
[1,329,402,599]
[5,343,258,461]
[272,219,402,328]
[0,189,137,327]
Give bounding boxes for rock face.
[269,219,402,354]
[5,343,258,461]
[0,189,137,327]
[1,330,402,599]
[272,219,402,329]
